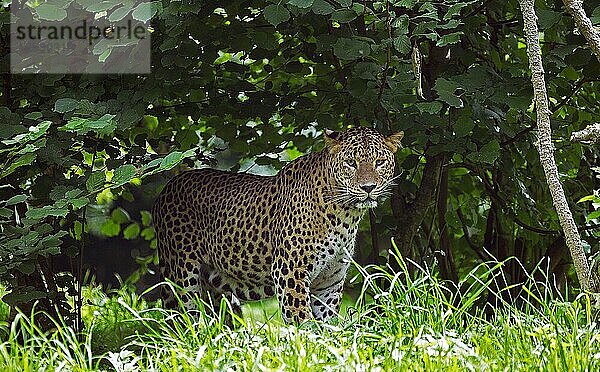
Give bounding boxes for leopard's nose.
[360,184,376,193]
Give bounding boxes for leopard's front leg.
[310,258,349,321]
[272,248,312,323]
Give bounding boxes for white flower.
[106,350,140,372]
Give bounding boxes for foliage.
[0,0,599,324]
[0,258,599,370]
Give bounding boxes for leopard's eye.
[375,159,386,168]
[345,159,357,169]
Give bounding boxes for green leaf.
[123,223,141,240]
[154,149,196,173]
[433,78,463,108]
[2,121,50,145]
[86,171,106,193]
[577,195,599,203]
[109,4,135,22]
[415,101,443,114]
[592,6,600,25]
[131,1,161,22]
[392,0,417,8]
[335,0,352,6]
[333,38,371,60]
[467,140,500,164]
[587,210,600,222]
[392,15,409,34]
[17,260,35,276]
[141,227,155,240]
[288,0,314,8]
[331,9,357,23]
[60,114,117,135]
[352,62,379,80]
[454,116,474,137]
[54,98,79,113]
[0,208,12,218]
[312,0,334,15]
[140,210,152,226]
[393,35,411,54]
[436,32,463,47]
[438,19,461,30]
[582,239,592,254]
[143,115,159,131]
[35,3,67,21]
[1,153,36,178]
[24,112,42,120]
[98,50,111,63]
[3,288,48,306]
[65,189,83,199]
[40,233,65,249]
[26,206,69,219]
[70,197,89,210]
[264,4,290,27]
[111,164,137,187]
[444,2,469,20]
[480,140,501,164]
[537,10,562,30]
[111,208,130,224]
[5,194,28,206]
[101,220,121,237]
[74,221,83,240]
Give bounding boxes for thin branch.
[450,162,559,235]
[501,123,536,147]
[551,78,587,112]
[580,223,600,232]
[451,162,600,234]
[502,77,587,147]
[456,207,492,262]
[464,0,492,19]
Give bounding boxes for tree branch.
[551,78,587,113]
[580,223,600,232]
[562,0,600,61]
[571,123,600,143]
[450,162,559,235]
[456,207,493,262]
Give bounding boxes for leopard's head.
[325,127,404,209]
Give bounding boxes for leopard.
[152,127,404,323]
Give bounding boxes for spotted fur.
[152,127,403,322]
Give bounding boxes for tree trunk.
[518,0,600,293]
[435,159,459,285]
[390,153,444,272]
[368,210,380,266]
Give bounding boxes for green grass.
[0,256,599,371]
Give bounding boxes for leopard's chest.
[309,215,362,281]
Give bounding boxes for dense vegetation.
[0,0,599,369]
[2,259,600,370]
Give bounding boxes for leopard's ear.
[324,129,342,153]
[324,129,340,142]
[384,131,404,153]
